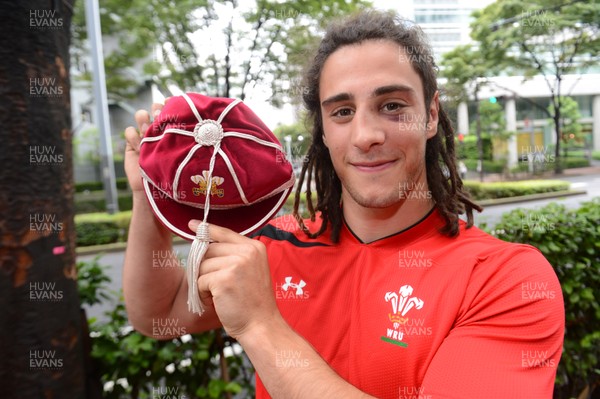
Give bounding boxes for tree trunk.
[474,85,484,182]
[554,105,562,174]
[0,1,86,398]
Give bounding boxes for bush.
[463,159,506,174]
[75,181,104,192]
[76,221,122,247]
[77,256,111,306]
[456,135,493,160]
[75,194,133,214]
[593,151,600,161]
[566,150,586,158]
[76,259,254,398]
[282,191,308,218]
[487,199,600,398]
[561,157,591,169]
[511,157,590,174]
[75,177,129,193]
[464,180,570,200]
[75,212,131,246]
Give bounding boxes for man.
[123,11,564,399]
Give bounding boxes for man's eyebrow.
[372,84,416,97]
[321,93,352,107]
[321,85,416,107]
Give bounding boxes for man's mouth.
[350,160,396,172]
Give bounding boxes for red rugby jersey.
[252,209,564,399]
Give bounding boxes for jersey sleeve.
[421,244,564,398]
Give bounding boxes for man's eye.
[382,102,404,112]
[333,108,353,117]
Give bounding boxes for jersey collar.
[341,206,445,246]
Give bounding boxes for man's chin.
[347,190,403,210]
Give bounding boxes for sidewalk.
[466,163,600,182]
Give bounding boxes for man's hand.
[123,100,225,338]
[187,224,373,399]
[124,103,164,193]
[188,220,281,340]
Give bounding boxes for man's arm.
[122,105,221,337]
[194,221,373,399]
[420,247,564,398]
[239,314,372,399]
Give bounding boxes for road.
[78,171,600,322]
[473,172,600,229]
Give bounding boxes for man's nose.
[350,109,385,151]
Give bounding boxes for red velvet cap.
[139,92,295,240]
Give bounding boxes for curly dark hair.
[293,10,481,243]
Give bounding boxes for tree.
[71,0,369,105]
[0,1,93,398]
[441,44,500,181]
[274,119,311,173]
[547,96,583,159]
[473,101,507,138]
[470,0,599,174]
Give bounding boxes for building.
[384,0,600,168]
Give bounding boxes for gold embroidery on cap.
[191,171,225,198]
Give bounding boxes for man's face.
[319,39,439,210]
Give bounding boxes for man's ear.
[426,91,440,139]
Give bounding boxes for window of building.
[516,97,552,121]
[572,95,593,118]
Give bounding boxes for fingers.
[151,102,165,119]
[124,126,142,152]
[188,220,249,245]
[134,109,151,134]
[198,254,239,275]
[124,100,167,156]
[197,273,215,308]
[194,253,237,308]
[204,242,253,259]
[134,102,165,134]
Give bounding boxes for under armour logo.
[282,277,306,296]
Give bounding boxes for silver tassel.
[187,221,211,315]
